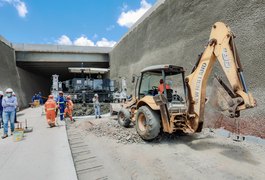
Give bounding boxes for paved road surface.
[0,106,77,180]
[68,118,265,180]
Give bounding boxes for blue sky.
[0,0,156,47]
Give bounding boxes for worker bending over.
[64,96,74,122]
[56,91,66,121]
[45,95,57,127]
[158,79,170,94]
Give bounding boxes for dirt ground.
[73,103,110,116]
[67,117,265,180]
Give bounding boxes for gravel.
[84,120,144,144]
[73,103,110,116]
[80,118,215,144]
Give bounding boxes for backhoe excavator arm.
[185,22,256,132]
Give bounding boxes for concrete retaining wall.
[110,0,265,138]
[0,37,49,108]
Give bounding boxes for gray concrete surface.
[0,37,50,108]
[110,0,265,138]
[13,43,112,53]
[0,107,78,180]
[67,117,265,180]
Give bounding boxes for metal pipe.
[239,72,248,93]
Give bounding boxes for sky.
[0,0,157,47]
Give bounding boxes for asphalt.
[0,106,78,180]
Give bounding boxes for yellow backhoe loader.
[117,22,256,140]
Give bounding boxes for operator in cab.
[158,79,170,94]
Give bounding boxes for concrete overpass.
[14,44,111,80]
[0,36,111,108]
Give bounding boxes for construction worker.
[56,91,66,121]
[158,79,171,94]
[93,94,101,119]
[64,95,74,122]
[0,91,3,129]
[31,93,40,107]
[45,95,57,127]
[38,92,43,105]
[32,93,37,102]
[1,88,17,139]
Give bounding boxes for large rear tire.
[118,108,131,127]
[135,106,161,140]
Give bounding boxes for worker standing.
[56,91,66,121]
[45,95,57,127]
[1,88,17,139]
[64,96,74,122]
[0,91,3,129]
[92,94,101,119]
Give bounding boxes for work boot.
[1,134,8,139]
[95,116,98,119]
[11,131,14,135]
[99,116,102,119]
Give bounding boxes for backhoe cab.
[117,22,256,140]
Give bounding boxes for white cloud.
[57,35,72,45]
[56,35,116,47]
[74,35,95,46]
[117,0,152,28]
[1,0,28,17]
[96,38,116,47]
[15,1,27,17]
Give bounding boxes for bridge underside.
[16,61,109,80]
[14,44,111,80]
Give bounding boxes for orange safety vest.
[45,99,57,124]
[158,84,170,94]
[45,99,57,112]
[66,100,74,110]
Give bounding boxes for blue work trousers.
[94,105,101,117]
[59,107,65,121]
[3,111,15,135]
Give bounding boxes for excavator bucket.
[209,76,243,118]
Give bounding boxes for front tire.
[118,108,131,127]
[135,106,161,140]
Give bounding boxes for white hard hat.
[0,91,3,95]
[5,88,13,93]
[94,93,98,97]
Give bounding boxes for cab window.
[139,72,162,97]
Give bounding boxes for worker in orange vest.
[64,95,74,122]
[44,95,57,127]
[157,79,170,94]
